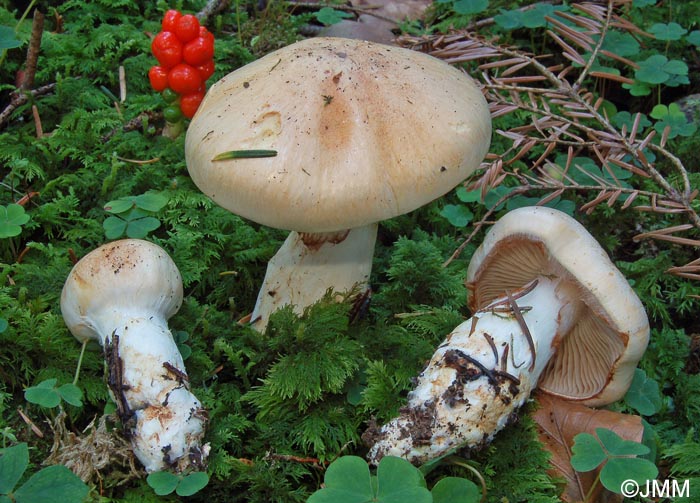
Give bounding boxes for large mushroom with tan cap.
[61,239,208,473]
[185,36,491,330]
[365,206,649,465]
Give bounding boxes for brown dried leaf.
[532,393,644,503]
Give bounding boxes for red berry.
[161,10,181,33]
[196,60,215,81]
[174,14,200,43]
[168,63,202,95]
[151,31,183,69]
[180,91,205,119]
[183,35,215,66]
[148,65,169,92]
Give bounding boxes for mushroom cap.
[466,206,649,407]
[61,239,183,344]
[185,37,491,233]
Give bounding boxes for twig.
[0,83,55,130]
[196,0,231,24]
[19,9,44,91]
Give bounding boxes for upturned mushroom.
[365,206,649,465]
[185,36,491,330]
[60,239,208,473]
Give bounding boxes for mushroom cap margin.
[466,206,650,406]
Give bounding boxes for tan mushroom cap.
[61,239,183,344]
[185,37,491,233]
[466,206,649,407]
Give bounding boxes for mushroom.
[365,206,649,464]
[185,37,491,330]
[60,239,208,473]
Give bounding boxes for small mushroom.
[185,37,491,330]
[60,239,208,473]
[365,206,649,464]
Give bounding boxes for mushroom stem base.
[251,223,378,331]
[103,316,208,473]
[365,276,578,465]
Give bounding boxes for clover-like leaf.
[600,457,658,494]
[571,432,608,472]
[13,465,88,503]
[451,0,488,16]
[103,215,128,239]
[176,472,209,496]
[431,477,481,503]
[314,7,353,26]
[494,9,524,30]
[649,22,687,41]
[0,26,22,50]
[24,379,62,409]
[308,456,373,503]
[132,192,168,213]
[103,199,135,214]
[57,383,83,408]
[596,428,650,457]
[0,318,7,334]
[650,103,697,139]
[687,30,700,47]
[0,204,30,239]
[147,471,180,496]
[632,0,656,6]
[440,204,473,228]
[635,55,688,85]
[599,31,639,57]
[0,443,29,494]
[308,456,431,503]
[125,216,161,238]
[624,368,661,416]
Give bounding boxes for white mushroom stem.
[251,223,378,331]
[366,276,582,465]
[101,315,208,473]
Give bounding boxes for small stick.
[19,10,44,91]
[505,291,536,372]
[482,333,499,366]
[510,334,527,369]
[17,407,44,438]
[118,65,126,102]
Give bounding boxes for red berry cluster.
[148,10,215,119]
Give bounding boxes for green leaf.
[133,192,168,212]
[596,428,649,457]
[176,472,209,496]
[600,31,639,57]
[599,457,658,494]
[455,187,482,203]
[624,368,661,416]
[635,55,688,85]
[308,456,373,503]
[13,465,88,503]
[571,433,607,472]
[687,30,700,46]
[451,0,488,16]
[314,7,353,26]
[147,471,179,496]
[25,379,62,408]
[103,216,127,239]
[440,204,473,228]
[376,456,430,502]
[632,0,656,6]
[650,103,697,139]
[103,199,134,214]
[649,22,687,41]
[125,217,161,238]
[494,9,523,30]
[0,204,30,239]
[57,384,83,407]
[431,477,481,503]
[0,443,29,494]
[0,26,22,50]
[0,318,7,333]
